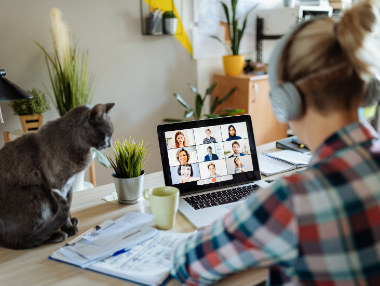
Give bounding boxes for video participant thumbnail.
[168,146,197,167]
[223,139,251,158]
[170,163,201,184]
[198,160,228,180]
[226,156,253,175]
[196,143,225,162]
[221,122,248,142]
[193,126,223,145]
[165,129,195,149]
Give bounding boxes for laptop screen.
[157,115,261,195]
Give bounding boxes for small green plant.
[9,89,50,116]
[211,0,258,55]
[163,11,176,18]
[95,138,150,179]
[163,83,244,122]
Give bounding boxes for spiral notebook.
[258,150,312,176]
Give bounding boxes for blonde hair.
[279,0,380,114]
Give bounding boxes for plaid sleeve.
[170,181,299,286]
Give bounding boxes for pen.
[65,225,101,246]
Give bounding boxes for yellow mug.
[143,186,179,230]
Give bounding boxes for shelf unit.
[140,0,183,36]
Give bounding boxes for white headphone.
[268,20,380,123]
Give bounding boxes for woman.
[233,157,246,174]
[225,125,242,141]
[177,164,200,183]
[176,148,189,165]
[171,1,380,285]
[174,131,186,148]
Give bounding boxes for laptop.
[157,115,271,229]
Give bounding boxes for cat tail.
[21,195,70,249]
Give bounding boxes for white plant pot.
[72,152,96,192]
[164,18,178,35]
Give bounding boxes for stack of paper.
[50,212,194,285]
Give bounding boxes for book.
[276,136,311,154]
[258,150,312,176]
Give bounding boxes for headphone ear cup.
[269,82,303,122]
[362,77,380,107]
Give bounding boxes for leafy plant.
[33,8,93,117]
[163,83,244,122]
[95,137,150,179]
[163,11,176,18]
[9,89,50,116]
[211,0,258,55]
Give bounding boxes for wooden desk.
[0,141,298,286]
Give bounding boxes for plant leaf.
[218,108,244,117]
[184,109,195,118]
[206,83,217,96]
[221,2,231,44]
[209,36,231,55]
[204,113,219,119]
[237,4,259,53]
[195,94,202,120]
[188,84,201,97]
[210,96,219,114]
[92,148,112,168]
[163,118,183,122]
[218,87,237,105]
[173,93,191,110]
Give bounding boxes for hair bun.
[336,0,380,80]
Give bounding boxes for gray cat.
[0,103,114,249]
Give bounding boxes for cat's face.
[87,103,115,150]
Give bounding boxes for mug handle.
[143,189,151,201]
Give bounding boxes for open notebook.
[258,150,312,176]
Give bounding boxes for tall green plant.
[98,138,150,179]
[33,8,93,116]
[211,0,258,55]
[164,83,243,122]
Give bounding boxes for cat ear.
[105,102,115,113]
[89,104,105,123]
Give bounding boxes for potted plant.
[163,11,177,35]
[8,88,50,133]
[163,83,244,122]
[33,8,93,117]
[96,138,150,205]
[211,0,258,76]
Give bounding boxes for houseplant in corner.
[163,11,178,35]
[9,89,50,133]
[97,137,150,205]
[211,0,258,76]
[163,83,243,122]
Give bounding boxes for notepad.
[51,231,192,286]
[50,212,194,286]
[258,150,312,176]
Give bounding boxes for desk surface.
[0,141,300,286]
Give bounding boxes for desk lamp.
[0,69,32,123]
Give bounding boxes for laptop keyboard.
[183,184,260,210]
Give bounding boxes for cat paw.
[47,231,68,243]
[62,225,78,236]
[71,217,79,226]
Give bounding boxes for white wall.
[0,0,196,186]
[0,0,285,187]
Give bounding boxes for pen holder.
[146,17,163,35]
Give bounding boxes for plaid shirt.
[170,121,380,285]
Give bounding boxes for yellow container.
[223,55,245,76]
